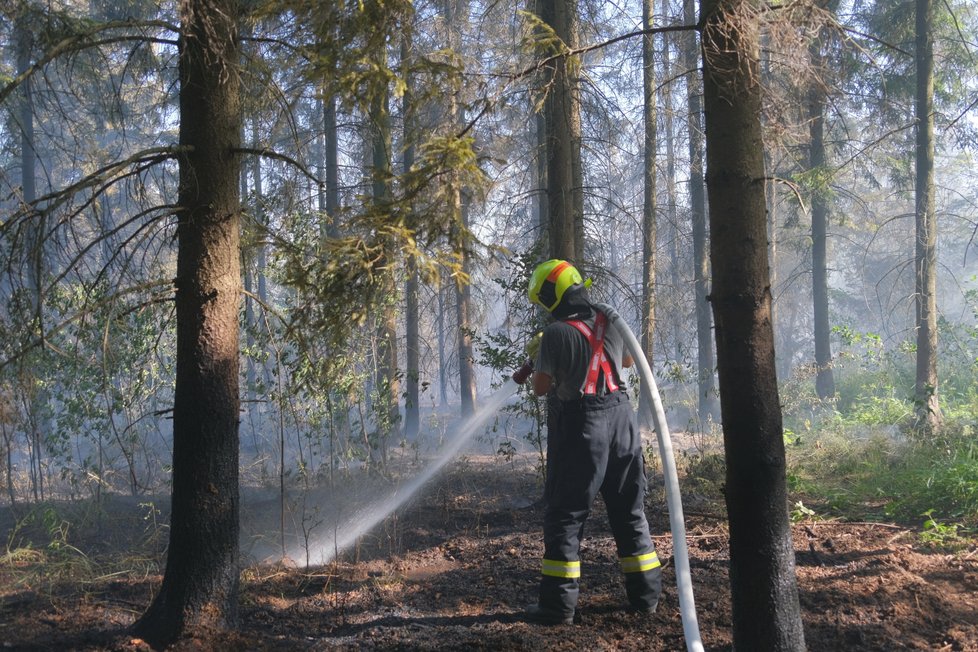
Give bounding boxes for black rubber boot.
[626,598,659,615]
[524,603,575,626]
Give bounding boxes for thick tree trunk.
[914,0,942,430]
[700,0,806,648]
[808,35,835,400]
[540,0,583,261]
[640,0,658,417]
[133,0,242,645]
[685,0,719,427]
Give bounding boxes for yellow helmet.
[527,259,589,312]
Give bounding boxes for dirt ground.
[2,457,977,651]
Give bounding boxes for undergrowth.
[1,500,164,594]
[779,318,978,543]
[783,404,977,546]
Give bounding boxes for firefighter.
[523,259,662,625]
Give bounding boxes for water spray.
[290,307,701,650]
[594,302,704,652]
[288,379,520,566]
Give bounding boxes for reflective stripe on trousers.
[620,551,661,573]
[541,558,581,579]
[537,391,662,616]
[543,552,658,578]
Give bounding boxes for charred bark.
[133,0,242,644]
[701,0,806,647]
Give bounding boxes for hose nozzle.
[511,359,534,385]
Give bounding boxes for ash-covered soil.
[2,456,976,651]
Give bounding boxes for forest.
[1,0,977,649]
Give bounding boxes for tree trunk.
[250,118,270,394]
[243,118,264,453]
[640,0,658,417]
[531,0,549,251]
[16,11,39,303]
[241,154,256,431]
[437,279,449,408]
[133,0,242,644]
[540,0,583,261]
[405,258,421,437]
[446,0,477,417]
[663,36,682,363]
[685,0,719,427]
[2,423,14,505]
[535,110,549,243]
[808,17,835,401]
[914,0,942,430]
[701,0,806,648]
[323,91,340,238]
[765,150,783,376]
[402,34,420,440]
[16,10,47,503]
[456,193,477,417]
[370,86,400,466]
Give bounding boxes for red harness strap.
[565,311,619,396]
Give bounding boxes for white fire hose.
[595,302,704,652]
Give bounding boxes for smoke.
[269,379,521,567]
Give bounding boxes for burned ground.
[1,456,976,651]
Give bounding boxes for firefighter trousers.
[539,390,662,617]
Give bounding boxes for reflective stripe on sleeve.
[620,551,661,573]
[541,558,581,579]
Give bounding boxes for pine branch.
[0,19,179,105]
